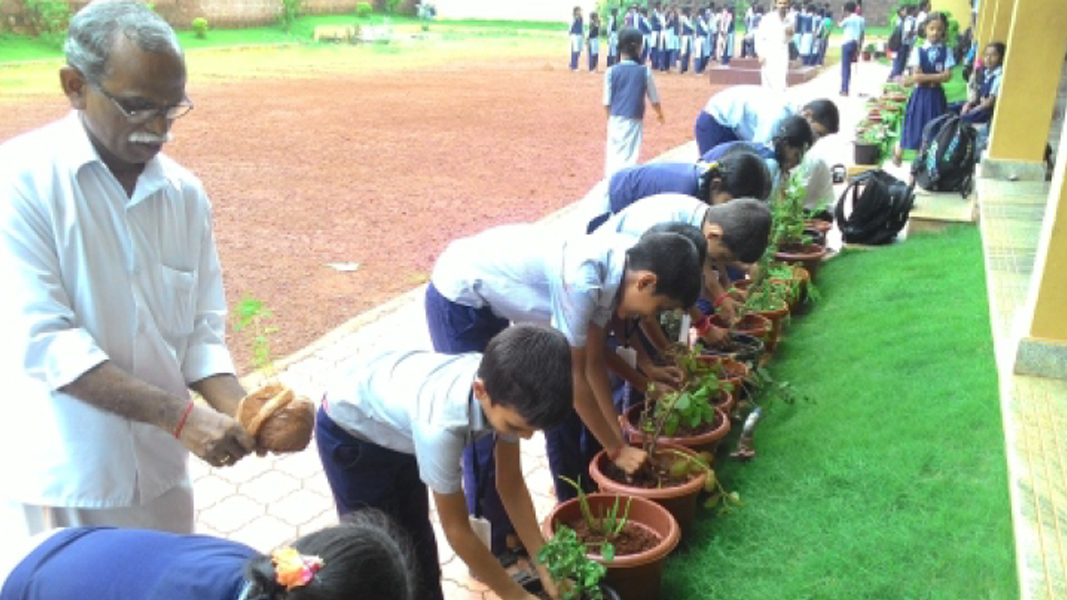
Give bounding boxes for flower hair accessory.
[272,547,324,590]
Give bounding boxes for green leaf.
[601,542,615,562]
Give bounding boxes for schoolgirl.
[679,7,694,74]
[569,6,583,71]
[604,27,665,177]
[951,41,1005,124]
[718,6,735,66]
[895,11,955,164]
[694,8,709,72]
[588,11,601,72]
[607,7,620,67]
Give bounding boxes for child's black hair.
[771,115,815,162]
[645,221,709,267]
[704,198,773,264]
[700,147,773,201]
[843,1,856,13]
[478,324,572,431]
[986,41,1006,59]
[618,27,644,59]
[245,509,417,600]
[628,229,703,309]
[802,98,840,135]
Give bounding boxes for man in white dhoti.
[756,0,794,93]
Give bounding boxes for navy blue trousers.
[841,41,858,94]
[424,283,513,555]
[694,111,740,156]
[315,408,444,600]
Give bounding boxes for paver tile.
[238,469,302,505]
[230,514,297,552]
[192,474,236,511]
[269,488,334,527]
[198,494,265,534]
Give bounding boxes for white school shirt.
[0,113,235,507]
[908,40,956,71]
[840,14,865,43]
[593,193,709,239]
[703,85,796,146]
[431,225,634,348]
[797,138,835,211]
[323,350,515,496]
[984,66,1004,97]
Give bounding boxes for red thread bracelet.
[694,315,712,335]
[173,400,194,439]
[714,292,731,307]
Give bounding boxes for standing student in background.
[588,11,601,72]
[604,27,665,177]
[895,12,955,165]
[818,7,833,65]
[708,4,720,64]
[570,6,583,71]
[838,1,865,96]
[718,6,735,66]
[650,5,663,70]
[638,7,653,63]
[797,4,813,65]
[694,7,709,72]
[810,5,825,65]
[607,7,620,67]
[664,7,679,71]
[679,7,693,74]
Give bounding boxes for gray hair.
[64,0,182,82]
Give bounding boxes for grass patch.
[664,226,1016,600]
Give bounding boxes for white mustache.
[128,131,173,144]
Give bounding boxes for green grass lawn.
[663,226,1017,600]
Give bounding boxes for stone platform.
[705,57,822,87]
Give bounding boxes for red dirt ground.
[0,55,723,370]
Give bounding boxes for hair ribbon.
[272,547,324,590]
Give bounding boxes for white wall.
[434,0,599,23]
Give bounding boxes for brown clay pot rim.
[588,442,708,500]
[694,355,750,381]
[710,313,770,335]
[542,493,681,567]
[774,244,828,261]
[622,402,731,447]
[754,302,790,319]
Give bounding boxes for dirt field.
[0,38,723,370]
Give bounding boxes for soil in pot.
[775,242,828,282]
[710,313,769,340]
[700,332,765,364]
[601,452,691,489]
[570,519,661,558]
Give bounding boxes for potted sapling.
[772,173,829,281]
[534,525,621,600]
[233,296,315,453]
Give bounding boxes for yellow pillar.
[1016,118,1067,377]
[976,0,995,48]
[933,0,972,30]
[979,0,1015,49]
[985,0,1067,168]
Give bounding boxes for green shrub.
[355,2,373,18]
[191,17,209,39]
[279,0,303,33]
[386,0,402,14]
[21,0,71,47]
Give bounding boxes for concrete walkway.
[191,60,893,598]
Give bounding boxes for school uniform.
[950,65,1001,124]
[664,15,679,70]
[708,11,720,62]
[319,349,520,600]
[901,41,954,150]
[570,15,583,70]
[679,16,693,74]
[588,21,600,71]
[606,15,619,67]
[889,15,916,78]
[839,13,866,94]
[603,59,660,177]
[638,13,652,64]
[693,85,795,155]
[742,12,761,58]
[1,527,255,600]
[650,11,663,69]
[587,162,706,232]
[819,15,834,65]
[719,12,736,65]
[694,15,708,72]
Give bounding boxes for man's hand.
[612,445,648,474]
[178,404,256,468]
[692,324,729,347]
[717,297,740,323]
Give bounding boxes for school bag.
[911,113,979,197]
[834,169,915,245]
[888,21,903,52]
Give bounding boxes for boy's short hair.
[706,147,773,201]
[478,324,572,431]
[844,2,856,13]
[629,229,703,308]
[704,199,772,263]
[618,27,643,57]
[645,221,708,267]
[802,99,840,135]
[773,115,815,152]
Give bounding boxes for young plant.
[191,17,209,39]
[234,295,279,381]
[662,448,743,515]
[537,526,607,600]
[558,477,629,562]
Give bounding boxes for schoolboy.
[839,2,866,96]
[702,115,816,202]
[427,226,704,511]
[316,324,573,600]
[693,84,839,154]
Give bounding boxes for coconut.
[237,383,315,453]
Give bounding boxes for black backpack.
[834,170,915,245]
[888,22,903,52]
[912,113,978,197]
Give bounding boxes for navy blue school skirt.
[901,86,947,151]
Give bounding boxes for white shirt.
[755,11,791,62]
[324,350,511,495]
[703,85,796,146]
[840,14,865,43]
[0,113,235,507]
[908,40,956,71]
[797,137,835,210]
[593,193,708,238]
[431,225,634,347]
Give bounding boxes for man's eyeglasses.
[91,81,194,124]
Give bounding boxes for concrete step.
[706,64,821,87]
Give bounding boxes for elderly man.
[755,0,794,93]
[0,0,254,541]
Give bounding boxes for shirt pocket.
[159,265,198,339]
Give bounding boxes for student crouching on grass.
[604,27,665,178]
[316,325,573,600]
[702,115,816,203]
[0,510,417,600]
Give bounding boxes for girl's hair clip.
[272,547,325,591]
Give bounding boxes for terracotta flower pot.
[694,355,751,404]
[543,494,680,600]
[775,242,828,282]
[700,332,765,365]
[771,265,811,313]
[754,301,790,352]
[709,313,770,341]
[589,442,708,535]
[621,403,731,455]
